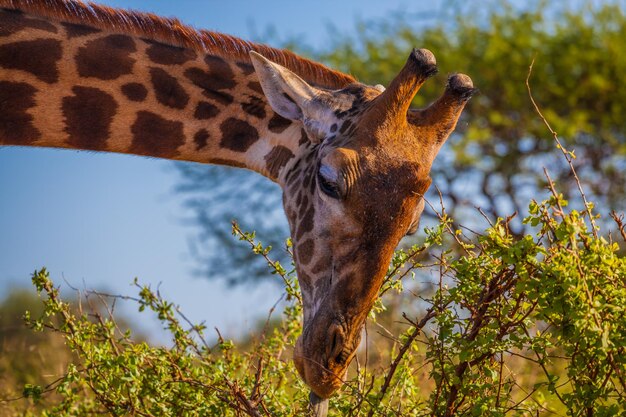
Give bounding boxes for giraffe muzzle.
[293,313,361,399]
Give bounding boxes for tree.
[0,288,144,416]
[175,163,286,285]
[0,289,74,416]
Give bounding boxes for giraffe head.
[251,49,475,398]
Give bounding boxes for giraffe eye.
[317,165,343,199]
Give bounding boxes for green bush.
[4,169,625,416]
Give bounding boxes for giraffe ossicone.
[0,0,475,402]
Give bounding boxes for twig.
[232,221,302,304]
[610,211,626,243]
[366,307,439,417]
[443,269,517,416]
[526,59,598,238]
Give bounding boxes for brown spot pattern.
[184,67,234,105]
[203,55,232,76]
[297,205,315,240]
[297,239,315,265]
[194,129,209,150]
[62,22,101,38]
[308,168,318,192]
[264,145,294,179]
[146,40,197,65]
[76,35,136,80]
[121,82,148,102]
[311,258,327,275]
[62,86,117,150]
[301,194,310,210]
[150,67,189,109]
[0,2,357,88]
[267,113,292,133]
[0,9,57,37]
[298,129,309,146]
[194,101,219,120]
[219,118,259,152]
[0,81,40,145]
[247,81,264,94]
[298,271,313,295]
[130,111,184,158]
[285,160,302,186]
[183,55,235,104]
[236,62,254,75]
[339,119,352,134]
[241,95,266,119]
[0,39,62,84]
[286,171,297,187]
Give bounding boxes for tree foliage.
[0,290,75,417]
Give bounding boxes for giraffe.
[0,0,475,407]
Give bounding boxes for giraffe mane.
[0,0,357,89]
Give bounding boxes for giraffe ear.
[249,51,317,120]
[249,51,332,142]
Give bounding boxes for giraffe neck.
[0,4,351,183]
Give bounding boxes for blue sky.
[0,0,449,341]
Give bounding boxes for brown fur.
[62,85,117,150]
[0,0,356,89]
[0,38,62,83]
[0,80,40,144]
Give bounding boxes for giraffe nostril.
[326,323,344,361]
[326,322,350,365]
[335,348,350,365]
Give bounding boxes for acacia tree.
[176,0,626,284]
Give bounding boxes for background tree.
[176,0,626,284]
[0,289,74,416]
[0,288,144,416]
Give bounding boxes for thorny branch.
[366,307,440,417]
[232,221,302,304]
[610,211,626,243]
[443,269,519,417]
[526,59,598,238]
